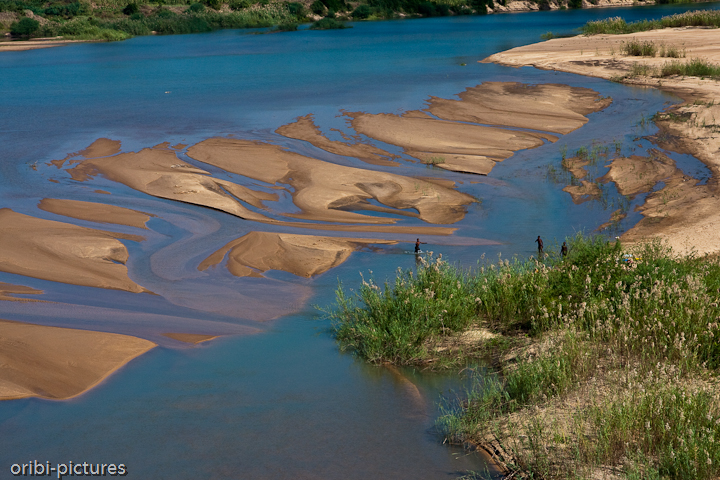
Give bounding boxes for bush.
[122,2,139,15]
[352,3,371,18]
[660,58,720,79]
[321,0,347,12]
[286,1,305,17]
[229,0,250,9]
[154,8,176,17]
[202,0,221,9]
[275,21,297,30]
[187,2,205,12]
[310,0,325,14]
[621,39,657,56]
[10,17,40,36]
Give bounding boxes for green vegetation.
[660,57,720,78]
[582,9,720,35]
[10,16,39,36]
[0,0,521,40]
[309,16,347,29]
[327,234,720,478]
[621,39,657,57]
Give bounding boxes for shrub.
[129,11,144,19]
[286,1,305,17]
[202,0,221,9]
[660,58,720,79]
[229,0,251,9]
[154,8,176,17]
[621,39,657,56]
[275,20,297,30]
[310,0,325,14]
[187,2,205,12]
[11,17,40,36]
[122,2,139,15]
[322,0,347,12]
[352,3,371,18]
[310,16,347,28]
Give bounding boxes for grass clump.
[621,39,657,57]
[327,254,479,366]
[582,9,720,36]
[660,57,720,78]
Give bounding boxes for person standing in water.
[561,241,568,258]
[414,238,426,254]
[535,235,544,258]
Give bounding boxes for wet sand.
[0,319,155,400]
[38,198,154,229]
[199,231,397,278]
[562,180,602,204]
[486,27,720,256]
[0,209,149,293]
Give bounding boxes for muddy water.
[1,3,718,478]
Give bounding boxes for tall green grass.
[328,254,478,365]
[582,9,720,35]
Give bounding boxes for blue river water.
[1,3,718,478]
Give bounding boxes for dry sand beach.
[487,26,720,256]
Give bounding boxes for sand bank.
[427,82,612,134]
[486,27,720,255]
[0,282,44,302]
[199,231,397,278]
[67,145,280,223]
[0,39,87,52]
[187,138,475,225]
[0,319,155,400]
[38,198,153,229]
[276,115,400,166]
[599,152,677,197]
[0,209,149,293]
[349,110,548,175]
[562,180,602,204]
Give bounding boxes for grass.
[660,57,720,78]
[622,39,657,57]
[326,233,720,478]
[582,9,720,35]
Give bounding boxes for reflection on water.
[2,2,719,478]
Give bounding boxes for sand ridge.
[0,319,156,400]
[599,152,677,197]
[186,138,476,225]
[0,209,149,293]
[39,198,154,229]
[275,114,400,167]
[199,231,397,278]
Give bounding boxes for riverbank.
[448,19,720,479]
[486,21,720,257]
[0,0,714,50]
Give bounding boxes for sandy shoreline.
[486,26,720,256]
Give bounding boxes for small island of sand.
[0,319,155,400]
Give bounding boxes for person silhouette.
[535,236,544,257]
[561,241,568,258]
[414,238,427,254]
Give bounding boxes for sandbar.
[276,115,400,166]
[199,231,397,278]
[0,319,155,400]
[427,82,612,134]
[599,152,677,197]
[0,282,44,302]
[38,198,154,229]
[0,209,149,293]
[562,180,602,204]
[66,145,279,223]
[187,138,475,225]
[485,27,720,256]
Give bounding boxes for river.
[0,3,717,478]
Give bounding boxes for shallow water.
[1,3,718,478]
